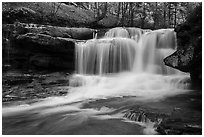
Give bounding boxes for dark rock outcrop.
[2,22,97,72]
[3,23,96,40]
[124,100,202,135]
[2,71,70,102]
[6,33,76,71]
[164,4,202,87]
[14,33,75,52]
[157,118,202,135]
[164,45,194,72]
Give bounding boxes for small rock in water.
[123,107,169,125]
[5,95,18,98]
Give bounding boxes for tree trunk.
[91,2,108,27]
[117,2,121,19]
[141,3,146,28]
[124,2,128,25]
[121,2,124,26]
[130,3,134,26]
[174,3,177,28]
[168,2,171,28]
[163,3,166,28]
[94,2,98,18]
[113,2,121,26]
[153,2,158,29]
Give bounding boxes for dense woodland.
[2,2,201,29]
[69,2,200,29]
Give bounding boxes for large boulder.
[8,33,76,71]
[26,25,96,40]
[3,23,96,72]
[14,33,75,53]
[3,23,96,40]
[164,4,202,87]
[164,45,194,72]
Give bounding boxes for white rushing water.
[3,27,190,124]
[69,27,189,103]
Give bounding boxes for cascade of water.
[3,27,190,120]
[133,29,181,74]
[67,27,190,105]
[133,32,157,73]
[76,28,181,75]
[105,27,144,42]
[105,27,129,38]
[126,27,143,42]
[75,38,137,75]
[93,30,98,39]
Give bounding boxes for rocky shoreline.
[2,71,70,103]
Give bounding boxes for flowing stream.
[2,27,191,135]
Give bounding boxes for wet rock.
[2,72,34,86]
[33,26,96,40]
[2,71,70,102]
[164,4,202,87]
[157,118,202,135]
[3,23,96,40]
[164,45,194,72]
[9,33,75,71]
[124,102,202,135]
[123,106,169,126]
[156,101,202,135]
[15,33,75,52]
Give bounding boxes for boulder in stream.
[164,4,202,87]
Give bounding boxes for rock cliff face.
[2,21,99,72]
[3,23,96,40]
[13,33,76,70]
[3,32,76,71]
[2,23,96,72]
[164,4,202,87]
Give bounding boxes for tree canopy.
[65,2,201,29]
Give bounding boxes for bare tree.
[50,3,62,17]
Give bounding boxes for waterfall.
[76,27,181,75]
[75,38,136,75]
[104,27,130,38]
[133,29,180,74]
[66,27,189,102]
[3,27,190,119]
[104,27,144,42]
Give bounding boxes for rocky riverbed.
[2,71,202,135]
[3,70,70,103]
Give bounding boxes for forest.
[2,2,200,29]
[68,2,199,29]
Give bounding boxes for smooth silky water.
[2,27,191,135]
